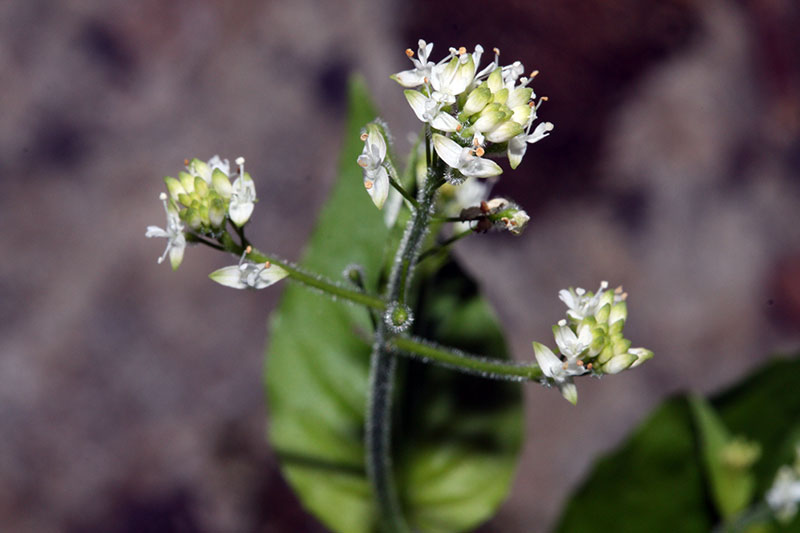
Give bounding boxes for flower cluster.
[533,282,654,404]
[766,446,800,523]
[393,40,553,179]
[146,156,257,270]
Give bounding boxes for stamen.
[475,146,485,157]
[586,363,593,370]
[558,319,567,327]
[245,245,252,254]
[600,281,609,289]
[540,96,549,102]
[423,76,429,84]
[184,159,189,166]
[236,156,246,177]
[364,180,373,190]
[159,192,167,201]
[530,70,539,79]
[493,47,500,56]
[360,132,368,141]
[577,360,584,366]
[455,124,463,132]
[264,261,271,269]
[405,48,414,58]
[480,201,490,213]
[529,101,536,108]
[457,46,467,55]
[576,288,586,295]
[562,362,569,370]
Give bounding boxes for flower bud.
[208,197,227,228]
[628,347,654,368]
[178,171,196,193]
[601,352,637,374]
[485,120,524,143]
[462,85,492,117]
[212,168,232,199]
[194,176,209,197]
[164,177,186,202]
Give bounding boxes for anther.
[364,180,373,190]
[457,46,467,55]
[456,124,463,132]
[529,101,536,108]
[360,132,368,141]
[540,96,549,102]
[245,245,252,254]
[184,159,189,166]
[480,201,490,213]
[405,48,414,58]
[577,360,584,366]
[562,362,569,370]
[493,47,500,56]
[558,319,567,326]
[475,146,485,157]
[586,363,593,370]
[530,70,539,78]
[264,261,271,269]
[600,281,609,289]
[159,192,167,201]
[423,76,429,84]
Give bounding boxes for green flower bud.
[178,171,195,193]
[602,352,637,374]
[492,88,509,105]
[486,120,524,143]
[473,110,506,132]
[595,303,611,324]
[487,68,503,93]
[462,85,492,117]
[628,347,654,368]
[507,87,533,109]
[194,176,209,197]
[511,104,532,126]
[183,207,203,231]
[209,197,227,228]
[177,193,193,207]
[212,168,232,199]
[198,204,210,226]
[164,177,186,202]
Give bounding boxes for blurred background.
[1,0,799,531]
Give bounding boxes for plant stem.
[387,336,543,381]
[217,233,386,311]
[711,503,772,533]
[365,136,443,533]
[366,325,408,533]
[387,173,419,209]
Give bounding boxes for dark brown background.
[1,0,799,531]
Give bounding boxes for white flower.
[391,40,438,88]
[229,157,256,226]
[187,155,230,183]
[554,319,593,361]
[209,248,288,290]
[146,193,186,270]
[432,133,502,178]
[532,341,586,405]
[767,465,800,523]
[404,90,461,132]
[508,121,554,169]
[559,281,609,321]
[357,124,390,209]
[429,46,478,99]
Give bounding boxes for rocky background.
[1,0,799,531]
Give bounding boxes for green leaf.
[689,395,757,521]
[266,77,522,533]
[555,356,800,533]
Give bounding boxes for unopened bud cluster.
[533,282,653,404]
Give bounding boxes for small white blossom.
[767,466,800,522]
[532,341,587,405]
[429,47,478,99]
[357,124,390,209]
[229,157,256,226]
[559,281,610,321]
[209,249,288,290]
[404,90,461,132]
[146,193,186,270]
[554,319,593,361]
[508,121,554,169]
[432,134,502,178]
[391,40,439,88]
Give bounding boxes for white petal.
[209,266,248,289]
[145,226,168,238]
[432,134,463,169]
[168,236,186,271]
[462,157,502,178]
[527,122,554,144]
[392,69,426,88]
[366,166,389,209]
[532,342,562,379]
[554,326,578,356]
[366,124,386,161]
[559,381,579,405]
[252,264,289,289]
[430,112,460,132]
[508,135,527,170]
[404,90,429,123]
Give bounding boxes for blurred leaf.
[690,395,757,521]
[555,356,800,533]
[266,77,522,533]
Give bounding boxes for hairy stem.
[416,228,474,265]
[217,233,386,310]
[388,335,543,381]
